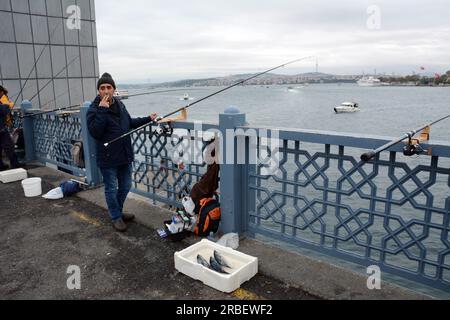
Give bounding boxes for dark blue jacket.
[87,96,152,168]
[0,104,10,132]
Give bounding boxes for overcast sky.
[94,0,450,83]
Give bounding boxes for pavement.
[0,163,437,300]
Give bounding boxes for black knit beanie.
[97,72,116,90]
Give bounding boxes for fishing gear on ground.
[360,114,450,162]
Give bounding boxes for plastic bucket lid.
[21,177,42,197]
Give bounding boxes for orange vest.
[0,95,14,127]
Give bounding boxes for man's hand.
[150,113,158,121]
[99,94,110,108]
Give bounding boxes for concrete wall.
[0,0,99,109]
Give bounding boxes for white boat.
[287,86,301,93]
[357,76,382,87]
[334,102,359,113]
[179,93,194,101]
[114,89,129,99]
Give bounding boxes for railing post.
[20,100,36,162]
[80,101,101,186]
[219,106,246,234]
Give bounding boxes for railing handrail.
[238,124,450,158]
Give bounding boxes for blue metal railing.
[130,121,219,207]
[33,112,84,176]
[20,101,100,183]
[241,126,450,291]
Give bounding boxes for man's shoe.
[122,213,135,222]
[112,218,127,232]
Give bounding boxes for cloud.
[94,0,450,83]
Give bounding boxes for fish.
[209,256,229,274]
[213,250,231,268]
[197,254,210,268]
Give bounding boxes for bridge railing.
[130,120,220,207]
[238,125,450,292]
[20,100,100,184]
[19,100,450,291]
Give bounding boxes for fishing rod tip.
[103,143,109,148]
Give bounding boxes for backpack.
[71,140,85,168]
[194,197,221,237]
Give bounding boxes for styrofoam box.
[174,239,258,293]
[0,168,27,183]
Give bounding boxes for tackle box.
[0,168,27,183]
[174,239,258,293]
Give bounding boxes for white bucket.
[21,177,42,197]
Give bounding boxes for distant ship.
[114,89,129,99]
[357,76,382,87]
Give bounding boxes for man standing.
[87,73,157,232]
[0,85,20,171]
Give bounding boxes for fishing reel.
[153,117,173,137]
[403,142,426,156]
[403,133,428,157]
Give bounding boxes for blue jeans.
[100,163,132,222]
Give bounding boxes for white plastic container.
[174,239,258,293]
[0,168,27,183]
[21,177,42,197]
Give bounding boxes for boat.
[334,102,359,113]
[287,86,299,93]
[114,89,129,99]
[179,93,194,101]
[357,76,382,87]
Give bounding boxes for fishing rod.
[22,86,206,118]
[360,114,450,162]
[104,56,314,147]
[18,56,81,118]
[23,87,204,117]
[126,87,207,98]
[28,55,80,102]
[22,103,80,118]
[39,88,72,110]
[13,21,62,105]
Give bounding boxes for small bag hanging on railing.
[194,197,221,237]
[71,140,85,168]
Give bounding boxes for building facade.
[0,0,99,109]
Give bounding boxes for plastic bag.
[60,180,81,196]
[42,187,64,200]
[182,196,195,214]
[216,232,239,249]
